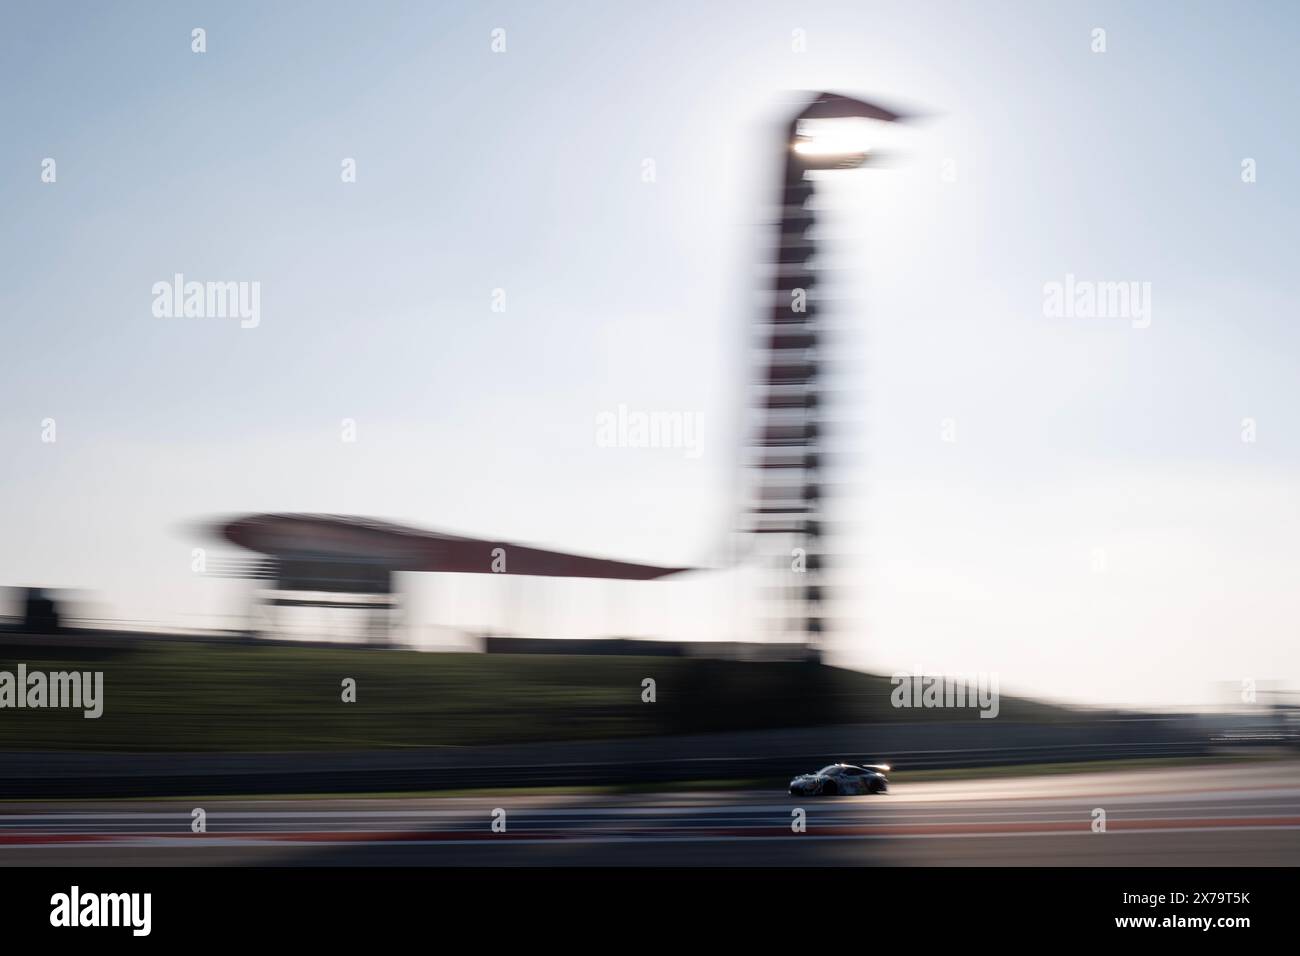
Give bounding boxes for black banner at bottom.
[0,867,1288,942]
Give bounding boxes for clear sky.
[2,1,1297,708]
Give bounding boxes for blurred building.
[22,587,62,632]
[743,92,902,657]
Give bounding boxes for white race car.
[788,763,890,796]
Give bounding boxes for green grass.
[0,638,1068,752]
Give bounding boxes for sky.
[1,1,1298,708]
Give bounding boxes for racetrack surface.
[2,761,1297,866]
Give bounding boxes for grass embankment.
[0,638,1066,752]
[72,757,1285,803]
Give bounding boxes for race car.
[788,763,890,796]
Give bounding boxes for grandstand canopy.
[220,513,689,581]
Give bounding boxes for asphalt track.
[2,761,1296,866]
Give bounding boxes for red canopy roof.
[220,513,688,581]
